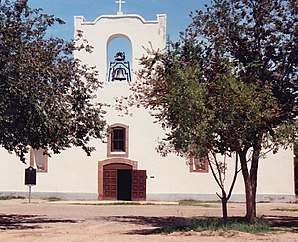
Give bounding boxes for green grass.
[155,217,271,234]
[178,199,219,208]
[0,195,25,200]
[272,208,298,212]
[47,197,62,202]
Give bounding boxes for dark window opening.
[117,170,132,201]
[112,128,125,152]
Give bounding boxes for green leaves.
[0,0,106,161]
[129,0,297,222]
[129,0,297,161]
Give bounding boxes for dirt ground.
[0,199,297,242]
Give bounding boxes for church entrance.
[102,163,146,201]
[117,170,132,200]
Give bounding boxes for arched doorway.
[104,163,132,200]
[98,158,146,201]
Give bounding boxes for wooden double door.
[103,164,146,201]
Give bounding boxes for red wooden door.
[103,170,117,200]
[131,170,146,201]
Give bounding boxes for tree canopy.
[130,0,297,222]
[0,0,106,161]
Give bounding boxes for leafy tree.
[191,0,297,222]
[0,0,106,162]
[129,0,297,223]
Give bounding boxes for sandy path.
[0,199,297,242]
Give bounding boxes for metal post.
[25,166,36,203]
[29,185,31,203]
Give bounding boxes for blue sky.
[27,0,211,64]
[28,0,211,42]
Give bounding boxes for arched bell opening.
[107,35,132,82]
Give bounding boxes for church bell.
[108,51,131,82]
[113,68,126,81]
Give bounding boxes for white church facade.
[0,3,295,202]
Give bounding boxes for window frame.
[189,156,209,173]
[29,147,49,173]
[107,124,129,158]
[111,127,126,152]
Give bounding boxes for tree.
[207,152,239,221]
[0,0,106,162]
[192,0,297,222]
[129,0,297,223]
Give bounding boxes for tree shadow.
[101,216,201,235]
[264,215,298,233]
[101,215,298,235]
[0,214,78,230]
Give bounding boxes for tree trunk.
[221,196,228,222]
[244,179,257,223]
[239,143,261,223]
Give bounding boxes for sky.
[28,0,211,41]
[27,0,211,64]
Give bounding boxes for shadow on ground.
[0,214,78,230]
[101,215,298,235]
[264,215,298,233]
[102,216,185,235]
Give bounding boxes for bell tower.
[74,9,166,83]
[74,5,166,201]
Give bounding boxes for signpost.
[25,167,36,203]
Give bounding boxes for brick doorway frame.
[98,158,138,200]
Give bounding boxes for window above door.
[107,123,129,158]
[112,128,125,152]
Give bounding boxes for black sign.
[25,167,36,185]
